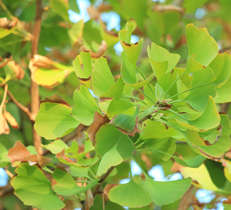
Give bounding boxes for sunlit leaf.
[72,85,100,125]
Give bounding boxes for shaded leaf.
[112,106,140,136]
[11,162,65,210]
[52,168,99,196]
[95,124,135,176]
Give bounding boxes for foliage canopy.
[1,0,231,210]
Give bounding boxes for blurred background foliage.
[1,0,231,209]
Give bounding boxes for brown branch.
[178,185,195,210]
[93,166,115,197]
[30,0,43,155]
[7,89,32,119]
[219,46,231,53]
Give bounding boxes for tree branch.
[219,45,231,53]
[30,0,43,155]
[93,166,115,197]
[7,89,32,119]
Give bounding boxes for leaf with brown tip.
[88,112,110,145]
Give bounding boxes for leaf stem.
[122,93,150,108]
[136,88,156,104]
[169,83,215,100]
[7,89,32,119]
[92,166,115,197]
[0,0,15,20]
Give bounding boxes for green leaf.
[185,55,204,73]
[50,0,69,21]
[147,8,182,37]
[99,20,119,47]
[209,52,231,85]
[215,74,231,103]
[11,163,65,210]
[72,85,100,125]
[119,22,143,65]
[95,124,135,176]
[177,96,220,131]
[92,56,115,96]
[107,98,134,117]
[174,155,206,168]
[108,179,152,208]
[52,168,99,196]
[0,143,10,167]
[147,43,180,80]
[144,138,176,161]
[183,0,209,13]
[35,101,79,140]
[121,52,137,84]
[68,19,84,46]
[186,24,219,66]
[184,67,216,112]
[140,120,177,140]
[198,114,231,158]
[101,77,124,98]
[42,140,69,154]
[0,27,16,39]
[112,106,139,134]
[121,53,154,88]
[68,0,80,13]
[72,51,92,79]
[143,176,192,206]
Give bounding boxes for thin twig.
[178,185,195,210]
[7,89,32,119]
[30,0,43,155]
[0,84,8,111]
[4,167,13,178]
[93,166,115,197]
[219,46,231,53]
[0,0,15,20]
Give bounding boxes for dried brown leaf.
[86,189,94,210]
[88,112,110,145]
[8,141,31,165]
[7,141,51,167]
[81,41,107,58]
[0,55,12,68]
[0,112,10,134]
[41,94,71,107]
[153,5,184,15]
[87,6,100,20]
[56,149,76,164]
[7,61,25,80]
[4,111,19,129]
[23,154,51,167]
